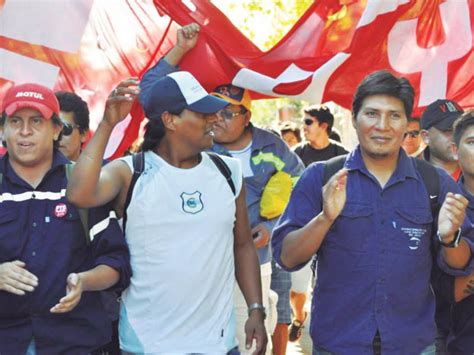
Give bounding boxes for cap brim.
[5,101,53,119]
[433,113,461,131]
[187,94,229,114]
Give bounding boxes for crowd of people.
[0,22,473,355]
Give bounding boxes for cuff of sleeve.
[94,256,131,292]
[437,238,474,277]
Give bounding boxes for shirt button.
[32,251,36,257]
[32,222,37,228]
[32,193,36,199]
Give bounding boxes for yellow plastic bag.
[260,171,293,219]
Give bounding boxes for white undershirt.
[229,141,253,178]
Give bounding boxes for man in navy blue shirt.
[447,110,474,353]
[272,71,474,354]
[0,83,131,354]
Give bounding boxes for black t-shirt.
[294,141,348,167]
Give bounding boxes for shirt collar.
[212,124,274,154]
[0,149,70,185]
[345,145,419,181]
[458,177,474,209]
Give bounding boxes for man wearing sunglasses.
[401,116,424,158]
[55,92,90,162]
[295,106,348,167]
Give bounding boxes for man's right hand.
[103,78,140,128]
[322,168,348,222]
[176,23,200,53]
[0,260,38,295]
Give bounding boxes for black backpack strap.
[65,163,90,245]
[323,154,347,185]
[414,159,440,218]
[208,152,236,196]
[123,151,145,231]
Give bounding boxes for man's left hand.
[438,192,468,243]
[244,312,267,355]
[251,224,270,249]
[50,273,83,313]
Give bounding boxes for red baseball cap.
[2,83,60,119]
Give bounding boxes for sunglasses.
[61,121,80,136]
[217,108,246,120]
[404,130,420,138]
[303,118,315,126]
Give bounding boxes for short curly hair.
[55,91,90,133]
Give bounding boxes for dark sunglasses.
[217,108,247,120]
[404,130,420,138]
[61,121,80,136]
[303,118,315,126]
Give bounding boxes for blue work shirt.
[445,179,474,353]
[140,58,305,265]
[0,151,131,354]
[272,147,474,354]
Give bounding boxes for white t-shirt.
[118,151,242,354]
[229,141,253,178]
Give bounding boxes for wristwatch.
[248,303,266,319]
[437,228,462,248]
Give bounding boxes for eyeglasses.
[303,118,315,126]
[217,108,246,120]
[61,121,80,136]
[404,130,420,139]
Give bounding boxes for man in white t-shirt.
[66,60,267,353]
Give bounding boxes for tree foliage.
[215,0,313,128]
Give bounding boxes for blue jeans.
[313,343,436,355]
[26,339,36,355]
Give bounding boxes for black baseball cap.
[420,99,464,131]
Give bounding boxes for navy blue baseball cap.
[421,99,464,131]
[140,71,229,120]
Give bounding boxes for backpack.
[122,151,236,231]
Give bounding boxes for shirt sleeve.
[435,169,474,276]
[272,163,325,271]
[139,58,179,111]
[88,203,131,291]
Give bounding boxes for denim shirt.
[0,151,131,354]
[211,126,304,264]
[272,147,474,354]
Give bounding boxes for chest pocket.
[48,202,86,252]
[0,206,21,261]
[325,203,374,252]
[392,207,433,255]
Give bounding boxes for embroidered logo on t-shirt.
[180,191,203,214]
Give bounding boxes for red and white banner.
[1,0,473,158]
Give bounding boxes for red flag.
[1,0,473,158]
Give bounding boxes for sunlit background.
[213,0,355,149]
